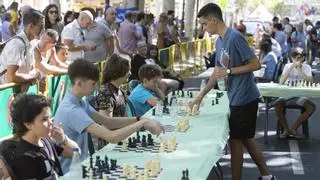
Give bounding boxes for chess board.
[113,142,178,153]
[103,165,163,180]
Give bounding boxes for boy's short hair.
[23,8,44,26]
[197,3,223,22]
[138,64,162,81]
[10,93,51,136]
[103,54,130,83]
[68,58,99,84]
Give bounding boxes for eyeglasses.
[49,10,58,14]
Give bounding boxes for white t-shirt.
[61,20,86,62]
[0,31,32,84]
[282,63,312,84]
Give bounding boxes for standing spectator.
[275,47,315,138]
[273,23,288,63]
[259,40,277,81]
[63,11,75,26]
[1,12,13,41]
[135,12,148,43]
[0,9,43,90]
[309,21,320,64]
[291,23,306,52]
[43,4,64,38]
[167,13,180,45]
[146,13,155,45]
[118,11,141,55]
[272,16,279,26]
[61,10,96,63]
[191,3,275,180]
[156,13,169,49]
[81,7,112,63]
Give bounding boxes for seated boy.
[129,64,166,117]
[275,47,316,138]
[54,59,164,173]
[0,94,79,179]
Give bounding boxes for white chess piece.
[138,171,143,180]
[130,165,136,178]
[88,168,93,180]
[317,83,320,88]
[123,164,129,176]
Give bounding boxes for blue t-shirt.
[263,52,277,80]
[215,27,260,106]
[275,31,288,53]
[129,84,155,117]
[291,31,306,52]
[53,91,97,173]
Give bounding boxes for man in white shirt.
[0,8,42,88]
[61,10,96,63]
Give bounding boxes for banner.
[0,84,38,138]
[47,75,72,116]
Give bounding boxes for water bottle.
[170,97,177,119]
[200,79,206,92]
[217,77,226,91]
[68,148,82,178]
[155,101,163,117]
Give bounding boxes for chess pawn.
[155,159,161,173]
[123,164,129,176]
[317,83,320,88]
[150,160,157,176]
[138,171,144,180]
[313,83,316,88]
[130,165,136,178]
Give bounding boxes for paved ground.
[183,70,320,180]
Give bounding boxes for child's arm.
[154,87,165,101]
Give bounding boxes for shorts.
[229,99,258,139]
[275,97,308,107]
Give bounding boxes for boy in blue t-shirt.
[129,64,166,117]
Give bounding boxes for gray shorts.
[276,97,308,106]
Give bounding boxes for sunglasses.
[80,31,85,41]
[49,10,58,14]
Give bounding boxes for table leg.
[264,97,270,144]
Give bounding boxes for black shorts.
[229,99,258,139]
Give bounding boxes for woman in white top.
[275,47,315,139]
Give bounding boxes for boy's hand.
[142,118,165,136]
[51,123,66,145]
[214,67,228,77]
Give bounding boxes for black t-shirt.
[0,137,64,180]
[310,27,318,43]
[130,54,147,81]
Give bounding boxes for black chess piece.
[132,137,137,148]
[105,162,110,174]
[90,155,93,169]
[142,135,147,147]
[172,90,176,96]
[186,169,189,180]
[152,108,156,116]
[128,137,133,148]
[92,167,97,177]
[147,134,154,146]
[216,98,219,104]
[177,90,180,97]
[95,156,101,167]
[110,159,117,170]
[104,155,108,165]
[136,132,141,143]
[98,170,103,179]
[164,97,168,106]
[181,170,186,180]
[190,92,193,98]
[117,141,123,145]
[187,91,190,97]
[212,100,215,106]
[216,92,219,98]
[82,165,88,178]
[291,81,294,87]
[181,90,185,97]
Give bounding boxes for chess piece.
[123,164,129,176]
[181,170,186,180]
[130,165,136,178]
[147,134,154,146]
[82,165,88,178]
[156,159,161,173]
[181,90,185,97]
[172,90,176,96]
[186,169,189,180]
[190,92,193,98]
[212,100,215,106]
[150,160,157,176]
[142,135,147,147]
[110,159,117,170]
[215,98,219,104]
[152,108,156,116]
[138,171,144,180]
[90,155,93,169]
[88,168,93,180]
[136,132,141,143]
[128,137,133,148]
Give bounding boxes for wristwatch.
[226,68,232,75]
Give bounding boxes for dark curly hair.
[43,4,61,29]
[10,93,51,137]
[103,54,130,83]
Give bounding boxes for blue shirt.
[215,27,260,106]
[129,84,155,117]
[53,91,97,173]
[275,31,288,53]
[263,52,277,80]
[291,31,306,52]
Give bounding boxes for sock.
[262,175,274,180]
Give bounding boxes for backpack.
[0,36,27,77]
